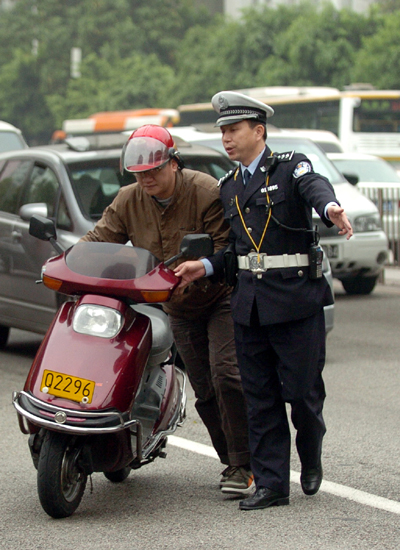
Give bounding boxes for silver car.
[0,134,234,348]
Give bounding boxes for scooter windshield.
[65,242,161,280]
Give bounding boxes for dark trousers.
[169,296,250,467]
[234,309,326,495]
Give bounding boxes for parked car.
[0,134,234,348]
[278,129,344,153]
[327,152,400,186]
[327,152,400,243]
[171,128,389,296]
[0,120,28,152]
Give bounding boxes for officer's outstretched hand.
[327,205,353,240]
[173,260,206,294]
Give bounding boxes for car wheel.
[341,275,378,295]
[0,325,10,349]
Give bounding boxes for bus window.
[353,99,400,133]
[271,101,340,135]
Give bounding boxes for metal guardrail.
[358,185,400,265]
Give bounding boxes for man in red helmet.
[80,125,253,496]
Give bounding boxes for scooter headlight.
[73,304,123,338]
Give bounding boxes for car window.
[183,156,234,179]
[68,159,126,220]
[24,164,60,217]
[0,131,26,153]
[56,194,73,231]
[194,139,227,156]
[331,159,400,183]
[0,160,31,214]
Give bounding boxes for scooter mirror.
[29,215,57,241]
[164,234,214,267]
[179,234,214,258]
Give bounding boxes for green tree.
[47,52,175,127]
[352,10,400,88]
[0,50,53,144]
[171,4,373,104]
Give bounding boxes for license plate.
[323,244,339,259]
[41,369,95,404]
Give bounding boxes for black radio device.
[308,227,324,279]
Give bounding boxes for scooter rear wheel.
[104,467,131,483]
[37,431,87,518]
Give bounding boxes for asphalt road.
[1,279,399,550]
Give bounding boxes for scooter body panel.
[24,295,152,413]
[154,363,180,434]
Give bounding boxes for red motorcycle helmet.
[121,125,176,174]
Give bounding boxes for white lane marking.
[168,435,400,516]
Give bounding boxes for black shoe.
[239,487,289,511]
[300,465,323,496]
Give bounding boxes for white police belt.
[238,252,309,273]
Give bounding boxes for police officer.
[175,91,353,511]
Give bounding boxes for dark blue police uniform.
[209,146,338,497]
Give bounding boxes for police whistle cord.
[235,175,272,262]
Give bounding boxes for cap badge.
[218,95,229,110]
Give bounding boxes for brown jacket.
[81,168,231,318]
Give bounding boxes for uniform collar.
[240,147,266,179]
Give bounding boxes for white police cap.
[212,91,274,127]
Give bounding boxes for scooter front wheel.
[37,431,87,518]
[104,467,131,483]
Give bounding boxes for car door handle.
[11,230,22,242]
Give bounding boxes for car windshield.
[330,158,400,183]
[65,242,160,279]
[182,153,234,179]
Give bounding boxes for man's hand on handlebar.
[173,260,205,294]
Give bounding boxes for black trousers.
[233,309,326,495]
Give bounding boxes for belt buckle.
[248,252,266,273]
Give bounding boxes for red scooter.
[13,215,212,518]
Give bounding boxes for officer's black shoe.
[239,487,289,511]
[300,465,323,496]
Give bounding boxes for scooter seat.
[132,305,174,367]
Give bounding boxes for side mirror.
[29,215,57,241]
[343,172,359,186]
[29,215,64,254]
[164,234,213,267]
[19,203,48,222]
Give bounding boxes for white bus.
[177,86,400,167]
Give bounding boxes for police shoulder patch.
[275,151,295,162]
[293,161,313,179]
[218,168,237,187]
